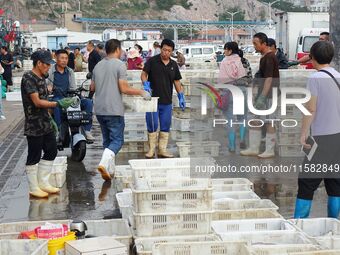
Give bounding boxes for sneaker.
[85,131,95,142]
[0,115,6,120]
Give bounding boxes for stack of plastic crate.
[23,60,33,71]
[126,158,216,255]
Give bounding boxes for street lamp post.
[226,11,240,41]
[266,0,280,28]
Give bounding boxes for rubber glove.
[177,92,186,111]
[143,81,152,94]
[57,97,78,109]
[255,94,267,110]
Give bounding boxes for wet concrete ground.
[0,120,329,223]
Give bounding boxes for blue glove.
[143,81,152,94]
[177,92,186,111]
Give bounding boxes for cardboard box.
[65,236,127,255]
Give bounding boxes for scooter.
[52,74,92,162]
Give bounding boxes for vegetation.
[260,0,309,12]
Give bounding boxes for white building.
[102,29,161,42]
[24,28,102,51]
[310,0,330,12]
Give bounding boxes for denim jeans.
[53,96,93,131]
[146,104,172,132]
[0,94,4,116]
[96,115,125,155]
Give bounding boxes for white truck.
[275,12,329,60]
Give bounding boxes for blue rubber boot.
[328,196,340,218]
[294,198,312,219]
[239,125,247,149]
[228,130,236,153]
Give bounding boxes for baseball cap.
[31,50,54,65]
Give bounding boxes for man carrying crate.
[141,39,186,159]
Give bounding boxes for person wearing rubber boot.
[294,41,340,219]
[141,39,185,159]
[21,50,78,198]
[240,33,280,159]
[90,39,151,181]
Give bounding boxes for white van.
[181,44,217,62]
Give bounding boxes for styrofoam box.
[279,133,300,144]
[0,239,48,255]
[289,251,340,255]
[152,241,250,255]
[249,244,319,255]
[133,210,213,237]
[177,141,221,158]
[116,190,133,226]
[131,185,213,213]
[84,219,132,252]
[129,158,212,190]
[212,178,253,190]
[170,130,213,142]
[0,220,71,239]
[212,219,295,236]
[289,218,340,249]
[278,144,304,157]
[123,96,158,113]
[65,237,127,255]
[5,92,22,101]
[213,191,260,200]
[135,234,219,255]
[172,117,213,132]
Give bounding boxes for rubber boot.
[145,132,158,159]
[38,160,60,194]
[239,125,247,149]
[328,196,340,218]
[228,130,236,153]
[294,198,312,219]
[258,133,276,159]
[98,148,115,181]
[26,164,49,198]
[158,132,174,158]
[240,129,261,156]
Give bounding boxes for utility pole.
[330,0,340,69]
[226,11,240,41]
[266,0,280,28]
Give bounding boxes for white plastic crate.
[177,141,220,158]
[212,219,295,235]
[5,92,22,101]
[74,72,87,80]
[170,130,213,142]
[129,158,212,190]
[133,211,213,237]
[116,190,133,225]
[115,165,132,192]
[123,96,158,113]
[124,130,148,142]
[279,144,304,157]
[125,122,146,130]
[279,133,301,145]
[120,142,148,153]
[289,251,340,255]
[290,218,340,249]
[213,210,282,221]
[279,124,302,134]
[249,244,319,255]
[212,178,253,190]
[135,234,219,255]
[84,219,132,252]
[172,107,211,120]
[131,185,213,213]
[172,117,213,132]
[213,191,260,200]
[212,184,252,192]
[152,241,250,255]
[0,239,48,255]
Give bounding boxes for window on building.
[203,48,213,54]
[191,48,202,55]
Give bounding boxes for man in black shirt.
[141,39,185,158]
[21,50,76,198]
[87,41,102,73]
[0,46,13,91]
[65,46,75,70]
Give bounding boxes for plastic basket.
[123,96,158,113]
[172,107,211,120]
[213,191,260,200]
[131,185,213,213]
[84,219,132,251]
[213,210,282,221]
[6,92,22,101]
[278,144,304,157]
[135,234,219,255]
[152,241,250,255]
[172,117,213,132]
[212,219,295,235]
[0,239,48,255]
[115,165,132,192]
[212,184,252,192]
[279,123,302,134]
[116,190,133,225]
[249,244,319,255]
[74,72,87,80]
[177,141,220,158]
[279,133,301,145]
[120,142,148,153]
[124,130,148,142]
[129,158,212,190]
[212,178,253,187]
[170,130,213,142]
[290,218,340,249]
[133,210,213,237]
[290,252,340,255]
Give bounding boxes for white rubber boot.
[258,133,276,159]
[38,160,60,194]
[26,164,49,198]
[98,148,115,181]
[240,129,262,156]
